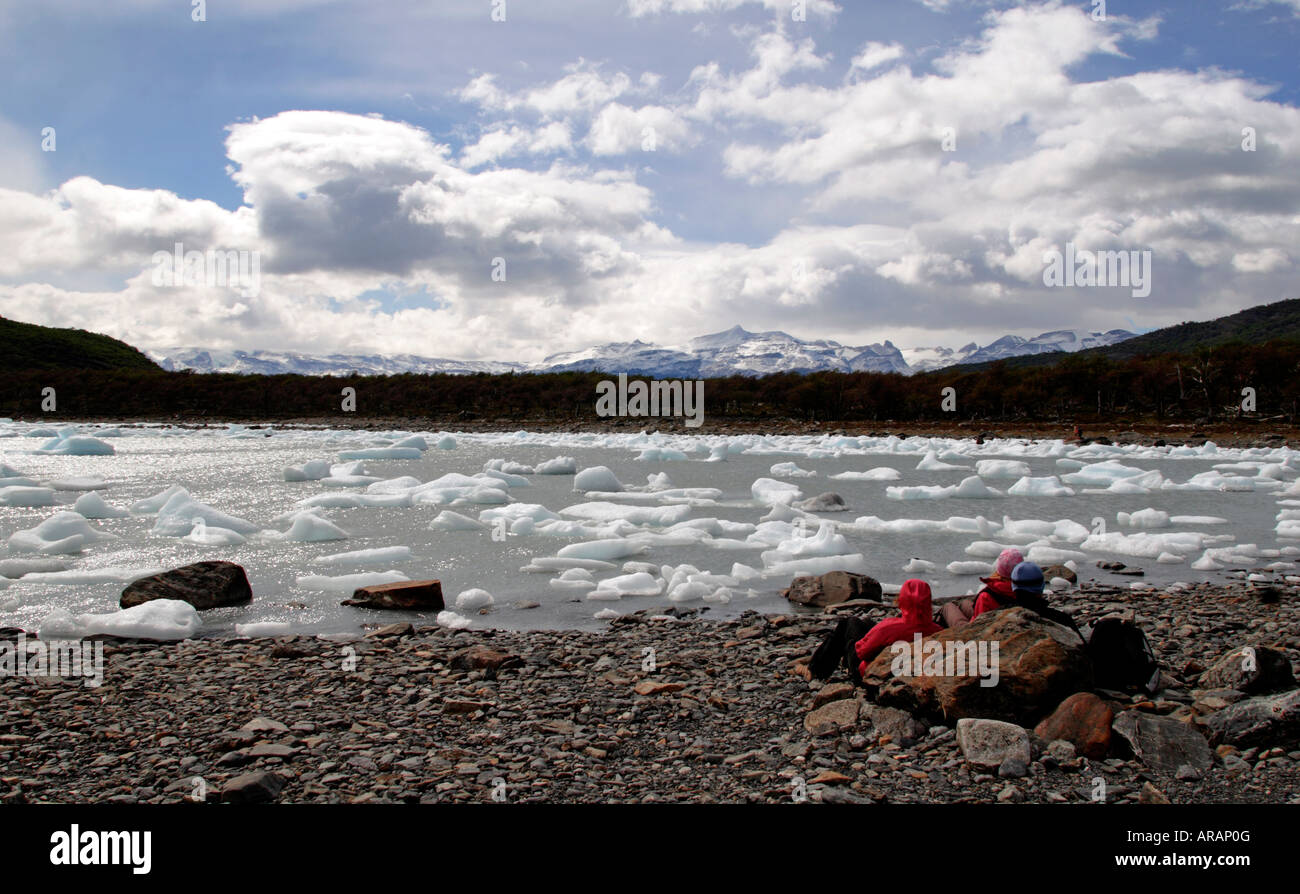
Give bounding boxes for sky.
[0,0,1297,362]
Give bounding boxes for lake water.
[1,422,1294,638]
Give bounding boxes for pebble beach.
[3,578,1296,805]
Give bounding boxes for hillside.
[0,316,160,371]
[1095,298,1300,359]
[954,298,1300,373]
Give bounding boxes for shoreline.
[3,580,1296,804]
[10,415,1300,449]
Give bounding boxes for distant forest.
[4,339,1299,426]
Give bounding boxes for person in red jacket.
[939,547,1022,629]
[810,579,942,685]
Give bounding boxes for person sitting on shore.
[938,548,1022,629]
[975,560,1083,639]
[809,579,942,685]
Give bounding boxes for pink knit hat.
[995,548,1025,579]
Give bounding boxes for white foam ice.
[751,477,802,505]
[296,570,409,592]
[557,540,651,561]
[39,599,200,641]
[976,460,1032,479]
[9,511,119,554]
[236,621,294,637]
[947,560,993,575]
[1007,476,1075,497]
[314,546,413,566]
[0,486,57,507]
[455,588,494,610]
[36,435,116,456]
[829,467,901,481]
[284,459,332,481]
[1118,508,1170,529]
[770,461,817,478]
[17,567,165,585]
[574,466,624,492]
[589,572,663,600]
[185,519,249,546]
[152,491,259,537]
[536,456,578,474]
[72,492,130,518]
[336,447,423,460]
[430,510,487,531]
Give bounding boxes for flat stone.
[1112,710,1213,775]
[342,579,444,610]
[804,698,860,736]
[956,718,1032,769]
[220,770,285,804]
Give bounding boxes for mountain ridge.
[148,325,1134,378]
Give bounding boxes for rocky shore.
[2,579,1296,805]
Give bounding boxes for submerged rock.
[120,561,252,610]
[341,579,445,610]
[783,570,881,608]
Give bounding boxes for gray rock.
[1202,689,1300,748]
[1199,646,1295,695]
[220,770,285,804]
[956,718,1032,768]
[1112,710,1213,775]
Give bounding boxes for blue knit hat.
[1010,561,1045,594]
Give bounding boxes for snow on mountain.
[149,326,1134,378]
[148,348,524,377]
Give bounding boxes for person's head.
[994,548,1025,580]
[897,578,933,617]
[1010,561,1046,595]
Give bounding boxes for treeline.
[4,339,1300,425]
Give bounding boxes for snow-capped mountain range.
[148,326,1135,378]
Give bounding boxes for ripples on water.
[0,423,1293,637]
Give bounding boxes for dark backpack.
[1088,617,1160,693]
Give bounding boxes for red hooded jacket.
[853,579,942,677]
[971,576,1014,620]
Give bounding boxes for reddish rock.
[1034,691,1114,759]
[341,579,444,610]
[783,571,882,608]
[449,645,520,672]
[862,606,1092,725]
[634,680,686,696]
[812,682,855,709]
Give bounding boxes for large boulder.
[1202,689,1300,749]
[120,561,252,610]
[783,571,881,608]
[1033,691,1114,759]
[341,579,444,610]
[1198,645,1294,695]
[862,606,1092,724]
[1112,710,1213,775]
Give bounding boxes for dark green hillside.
[0,316,160,371]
